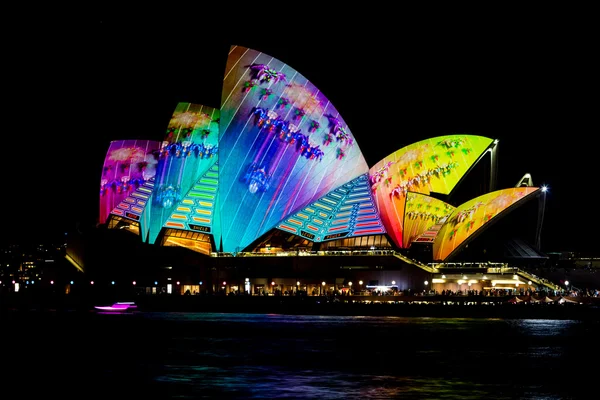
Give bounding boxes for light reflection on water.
[8,311,599,399]
[508,318,582,336]
[126,313,598,399]
[156,366,506,399]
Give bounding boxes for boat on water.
[94,302,138,312]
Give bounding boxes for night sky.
[3,14,596,253]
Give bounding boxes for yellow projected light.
[403,192,455,247]
[433,187,540,261]
[368,135,494,248]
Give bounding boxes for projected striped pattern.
[110,177,155,223]
[164,162,219,233]
[277,174,385,242]
[413,222,445,243]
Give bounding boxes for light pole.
[535,185,548,251]
[489,139,499,192]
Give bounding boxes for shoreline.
[3,293,600,320]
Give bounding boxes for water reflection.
[154,365,565,399]
[6,311,599,399]
[508,318,581,336]
[124,313,598,399]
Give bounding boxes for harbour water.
[4,311,599,399]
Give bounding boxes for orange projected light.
[432,187,540,261]
[403,192,455,248]
[368,135,494,248]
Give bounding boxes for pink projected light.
[99,140,161,225]
[94,302,137,312]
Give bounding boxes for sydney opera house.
[68,45,559,296]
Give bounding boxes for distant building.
[0,241,69,293]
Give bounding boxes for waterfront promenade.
[2,291,600,319]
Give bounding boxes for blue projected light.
[218,46,369,252]
[277,174,385,242]
[148,103,220,248]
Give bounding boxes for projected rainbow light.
[276,174,385,241]
[369,135,494,248]
[148,103,220,245]
[162,162,221,252]
[433,187,540,261]
[217,45,368,252]
[109,177,156,242]
[99,140,161,225]
[98,45,540,262]
[403,192,455,248]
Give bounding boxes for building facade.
[71,45,553,296]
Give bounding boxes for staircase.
[393,252,439,273]
[514,268,562,292]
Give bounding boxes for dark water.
[3,311,599,399]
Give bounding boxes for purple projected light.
[94,302,137,311]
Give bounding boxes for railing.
[209,250,437,273]
[424,262,563,291]
[224,249,400,257]
[206,251,560,287]
[392,252,438,273]
[512,267,561,291]
[430,262,509,270]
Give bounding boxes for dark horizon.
[3,16,596,254]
